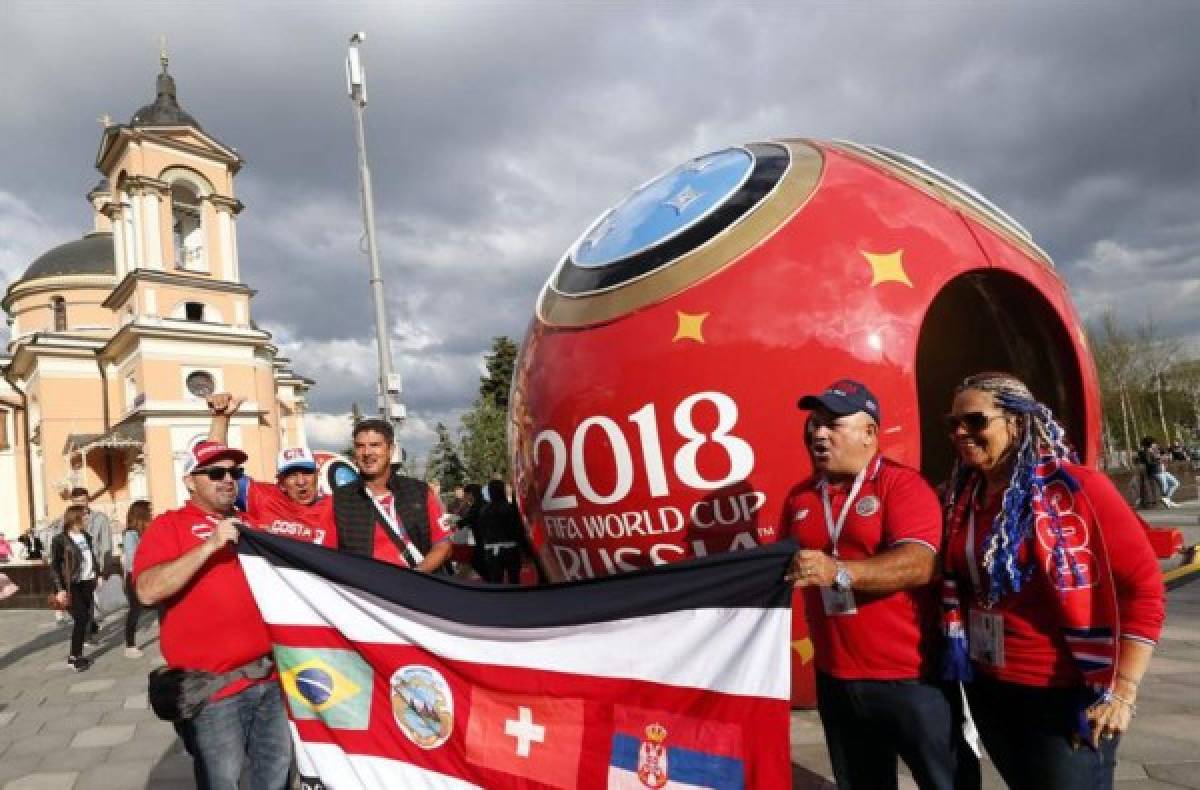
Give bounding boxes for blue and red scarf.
[942,458,1120,716]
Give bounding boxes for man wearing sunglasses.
[133,441,290,789]
[782,379,974,790]
[206,393,336,545]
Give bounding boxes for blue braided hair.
[942,372,1078,605]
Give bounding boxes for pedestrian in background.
[50,504,98,672]
[477,480,528,585]
[122,500,151,658]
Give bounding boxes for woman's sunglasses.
[192,466,245,482]
[943,412,1005,433]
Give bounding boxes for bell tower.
[94,47,248,326]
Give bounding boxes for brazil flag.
[276,646,374,730]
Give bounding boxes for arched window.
[171,182,205,271]
[51,296,67,331]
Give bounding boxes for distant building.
[0,55,311,534]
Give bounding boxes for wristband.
[1110,692,1137,717]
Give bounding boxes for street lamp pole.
[346,32,404,427]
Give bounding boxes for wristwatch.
[832,562,853,592]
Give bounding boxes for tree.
[479,336,519,411]
[459,335,519,483]
[426,422,467,490]
[459,394,508,483]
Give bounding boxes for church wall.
[154,286,246,326]
[8,284,117,337]
[0,406,21,537]
[28,368,107,521]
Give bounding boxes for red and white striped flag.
[236,529,795,789]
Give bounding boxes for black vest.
[333,474,431,560]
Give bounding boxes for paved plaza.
[1,505,1198,789]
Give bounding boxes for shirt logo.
[190,523,214,540]
[390,665,454,750]
[792,508,810,522]
[855,495,880,517]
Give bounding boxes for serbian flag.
[236,528,794,789]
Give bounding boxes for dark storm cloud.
[3,0,1198,454]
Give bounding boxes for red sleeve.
[427,489,451,544]
[243,480,268,521]
[881,466,942,552]
[313,497,338,549]
[780,486,802,542]
[1078,468,1165,644]
[131,514,181,585]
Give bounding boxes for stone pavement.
[0,505,1197,789]
[0,611,194,790]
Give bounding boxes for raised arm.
[205,393,245,443]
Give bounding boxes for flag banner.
[236,528,795,790]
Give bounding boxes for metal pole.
[347,32,403,426]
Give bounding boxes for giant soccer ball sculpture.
[510,139,1101,706]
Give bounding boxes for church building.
[0,54,312,535]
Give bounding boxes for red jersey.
[131,502,272,700]
[319,485,451,568]
[782,455,942,680]
[946,464,1164,687]
[239,478,335,547]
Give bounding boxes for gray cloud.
[3,0,1198,456]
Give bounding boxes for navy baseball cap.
[798,379,881,425]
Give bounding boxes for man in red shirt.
[134,441,289,790]
[328,418,452,571]
[206,393,335,546]
[783,379,975,790]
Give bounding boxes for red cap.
[184,441,249,474]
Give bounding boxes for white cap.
[276,446,317,476]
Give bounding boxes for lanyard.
[964,482,985,603]
[819,464,868,558]
[369,490,426,565]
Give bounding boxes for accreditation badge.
[968,610,1005,668]
[820,586,858,616]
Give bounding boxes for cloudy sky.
[2,1,1198,457]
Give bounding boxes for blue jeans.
[175,680,292,790]
[816,672,978,790]
[966,677,1119,790]
[1155,471,1180,499]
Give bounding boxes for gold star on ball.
[792,637,814,665]
[862,250,914,288]
[672,311,709,343]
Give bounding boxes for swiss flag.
[465,688,584,789]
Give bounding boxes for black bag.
[147,656,274,722]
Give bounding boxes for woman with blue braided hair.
[941,371,1164,789]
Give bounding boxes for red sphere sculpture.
[510,139,1100,705]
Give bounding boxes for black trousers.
[966,677,1119,790]
[123,573,146,647]
[816,672,978,790]
[480,547,521,584]
[68,578,97,658]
